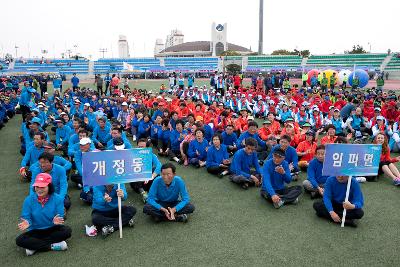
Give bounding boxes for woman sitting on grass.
[373,133,400,186]
[188,128,209,168]
[16,173,71,256]
[206,134,231,178]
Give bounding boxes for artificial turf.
[0,80,399,266]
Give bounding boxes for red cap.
[33,173,52,187]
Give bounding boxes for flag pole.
[341,176,352,228]
[118,183,123,238]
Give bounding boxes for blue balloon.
[348,69,369,88]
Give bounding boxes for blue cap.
[31,117,41,124]
[28,88,36,93]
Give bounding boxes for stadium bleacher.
[10,59,89,75]
[306,54,386,69]
[1,53,399,76]
[385,55,400,71]
[94,58,160,74]
[246,55,303,71]
[163,57,218,71]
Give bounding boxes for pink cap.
[32,173,52,187]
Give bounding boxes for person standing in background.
[104,73,111,95]
[71,73,79,90]
[39,75,48,98]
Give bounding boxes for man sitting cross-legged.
[260,148,303,209]
[143,163,195,223]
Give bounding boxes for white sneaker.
[273,200,284,209]
[85,225,97,237]
[101,225,114,237]
[132,135,137,142]
[356,177,367,183]
[25,249,36,256]
[51,241,68,251]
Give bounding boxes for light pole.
[258,0,264,55]
[15,45,19,58]
[99,48,108,58]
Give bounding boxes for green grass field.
[1,80,399,266]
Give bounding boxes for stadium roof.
[160,41,251,53]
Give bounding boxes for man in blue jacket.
[92,183,136,237]
[303,145,329,198]
[71,73,79,89]
[55,119,72,156]
[106,128,132,150]
[267,134,300,180]
[92,117,111,149]
[19,82,35,121]
[20,132,46,181]
[143,163,195,222]
[168,120,187,163]
[229,137,262,190]
[130,138,162,203]
[313,176,364,227]
[72,137,94,204]
[236,121,266,150]
[221,124,237,155]
[261,148,303,209]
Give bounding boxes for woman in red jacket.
[373,133,400,186]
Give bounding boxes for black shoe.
[175,214,188,223]
[218,172,224,179]
[344,219,358,228]
[310,191,318,199]
[128,217,136,227]
[241,183,249,190]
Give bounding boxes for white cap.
[84,103,90,107]
[115,144,126,150]
[376,115,385,120]
[80,138,92,145]
[121,102,128,106]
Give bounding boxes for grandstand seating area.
[306,53,386,69]
[246,55,303,70]
[1,53,399,75]
[10,59,89,75]
[94,58,160,74]
[385,55,400,71]
[163,57,218,71]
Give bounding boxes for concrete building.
[118,35,130,58]
[211,22,228,56]
[155,23,251,57]
[154,39,165,56]
[165,29,184,49]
